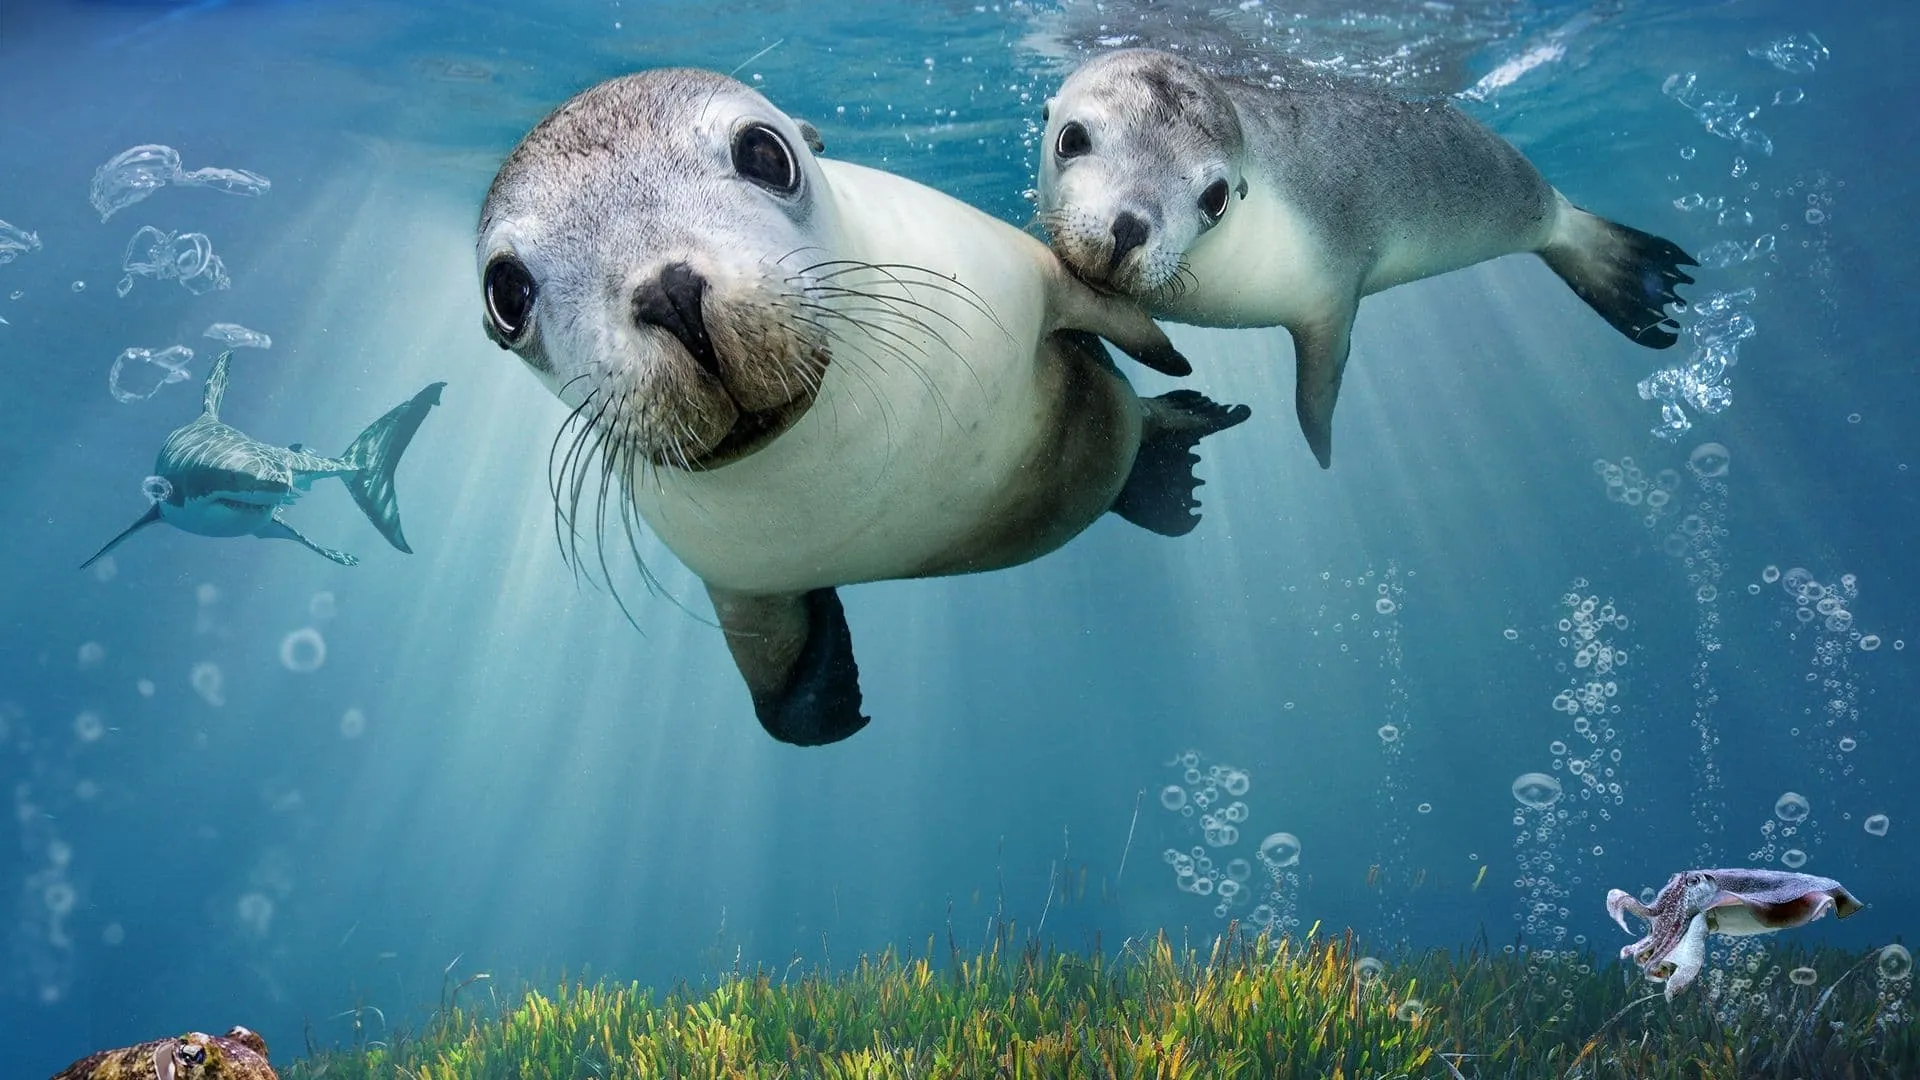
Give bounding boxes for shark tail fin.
[342,382,446,554]
[82,504,162,569]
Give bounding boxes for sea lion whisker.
[803,285,975,343]
[564,408,620,582]
[801,259,999,322]
[793,302,953,419]
[813,261,1002,331]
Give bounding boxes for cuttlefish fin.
[80,504,163,569]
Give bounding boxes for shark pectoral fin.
[707,583,869,746]
[1290,305,1357,471]
[81,504,163,569]
[261,510,359,566]
[202,350,234,419]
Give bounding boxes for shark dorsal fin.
[202,350,234,419]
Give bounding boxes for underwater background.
[3,0,1915,1073]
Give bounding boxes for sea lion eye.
[733,123,799,195]
[1200,179,1230,223]
[484,256,536,343]
[1055,121,1091,159]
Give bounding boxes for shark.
[82,350,446,568]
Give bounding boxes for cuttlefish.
[81,350,445,569]
[48,1025,278,1080]
[1607,868,1864,999]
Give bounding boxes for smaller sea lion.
[1037,48,1698,467]
[48,1026,277,1080]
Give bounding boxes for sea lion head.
[1037,49,1246,300]
[477,68,840,474]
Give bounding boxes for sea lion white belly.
[1036,47,1696,468]
[477,68,1249,745]
[635,161,1114,596]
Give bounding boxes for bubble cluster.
[1515,582,1635,993]
[1788,966,1818,987]
[1877,945,1914,1027]
[1156,750,1298,930]
[1749,32,1827,74]
[1637,285,1756,440]
[8,708,81,1004]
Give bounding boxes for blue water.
[4,0,1914,1072]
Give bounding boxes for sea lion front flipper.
[1111,390,1251,536]
[1290,306,1356,470]
[708,584,870,746]
[1043,259,1192,377]
[259,510,359,566]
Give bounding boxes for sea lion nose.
[1108,211,1150,273]
[632,262,719,377]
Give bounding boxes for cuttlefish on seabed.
[47,1025,278,1080]
[1607,868,1864,999]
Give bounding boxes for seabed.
[285,924,1916,1080]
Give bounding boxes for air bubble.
[279,627,326,673]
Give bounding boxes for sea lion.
[81,351,444,568]
[48,1025,277,1080]
[1035,47,1697,468]
[477,68,1249,746]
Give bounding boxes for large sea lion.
[477,68,1249,746]
[1036,47,1697,467]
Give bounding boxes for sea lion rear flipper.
[708,584,870,746]
[1111,390,1251,536]
[260,510,359,566]
[1291,310,1355,470]
[1541,206,1696,349]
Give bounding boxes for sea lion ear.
[795,120,825,154]
[1042,98,1053,123]
[1236,178,1248,200]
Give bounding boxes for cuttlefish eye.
[484,256,536,344]
[1055,121,1091,159]
[178,1044,207,1065]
